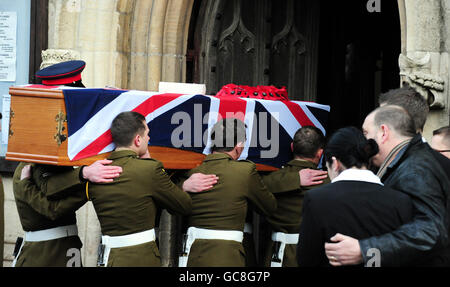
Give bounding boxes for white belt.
[12,224,78,267]
[244,223,253,234]
[270,232,299,267]
[178,227,244,267]
[99,229,156,267]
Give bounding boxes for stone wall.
[46,0,193,91]
[398,0,450,140]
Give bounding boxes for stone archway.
[126,0,194,91]
[47,0,194,92]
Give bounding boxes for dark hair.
[433,126,450,146]
[373,105,417,138]
[324,127,379,169]
[111,111,147,148]
[378,86,428,132]
[210,118,247,153]
[292,126,325,158]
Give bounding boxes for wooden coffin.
[6,86,277,171]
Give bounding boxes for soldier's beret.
[36,60,86,85]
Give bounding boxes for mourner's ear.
[291,142,294,152]
[331,156,340,172]
[380,124,389,144]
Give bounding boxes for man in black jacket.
[378,86,450,181]
[325,105,450,266]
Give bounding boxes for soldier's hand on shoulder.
[20,164,32,180]
[83,160,123,183]
[300,169,328,187]
[182,173,219,193]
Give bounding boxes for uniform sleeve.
[359,170,448,266]
[32,165,83,199]
[13,176,87,221]
[297,192,323,266]
[261,169,300,194]
[247,165,277,216]
[150,162,192,216]
[171,169,194,191]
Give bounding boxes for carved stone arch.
[125,0,194,91]
[47,0,194,92]
[162,0,195,83]
[128,0,167,90]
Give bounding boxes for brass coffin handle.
[8,109,14,137]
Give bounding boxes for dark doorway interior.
[317,0,401,133]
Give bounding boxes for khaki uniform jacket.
[13,162,87,267]
[182,153,277,267]
[261,159,330,267]
[87,150,192,267]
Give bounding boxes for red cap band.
[42,73,82,85]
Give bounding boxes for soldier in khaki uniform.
[88,111,217,267]
[178,118,277,267]
[11,159,120,267]
[262,126,330,267]
[244,152,329,267]
[10,60,123,267]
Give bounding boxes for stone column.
[48,0,128,89]
[398,0,450,139]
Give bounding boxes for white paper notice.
[2,94,11,144]
[0,12,17,82]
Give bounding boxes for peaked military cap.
[36,60,86,86]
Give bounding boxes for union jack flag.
[62,88,330,168]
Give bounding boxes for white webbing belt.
[12,224,78,267]
[178,227,244,267]
[99,229,156,267]
[270,232,299,267]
